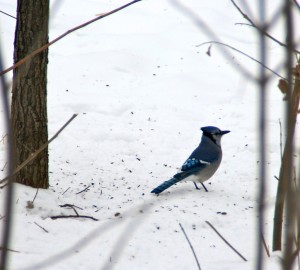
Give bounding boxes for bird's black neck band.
[203,132,217,144]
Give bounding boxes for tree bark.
[11,0,49,188]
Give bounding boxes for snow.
[0,0,299,269]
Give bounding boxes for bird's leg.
[201,182,208,192]
[193,181,209,192]
[193,181,200,190]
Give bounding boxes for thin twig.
[76,185,91,195]
[60,204,82,216]
[34,222,49,233]
[0,247,20,253]
[0,114,78,185]
[261,233,271,257]
[171,0,254,81]
[32,188,39,204]
[1,161,7,172]
[0,10,16,19]
[50,203,98,221]
[179,223,201,270]
[0,0,142,77]
[65,205,79,216]
[50,215,98,221]
[62,187,70,195]
[234,22,253,27]
[205,221,247,262]
[230,0,300,55]
[51,204,98,221]
[197,41,286,80]
[59,204,83,211]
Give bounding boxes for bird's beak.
[221,130,230,135]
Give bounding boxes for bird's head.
[201,126,230,146]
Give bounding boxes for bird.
[151,126,230,194]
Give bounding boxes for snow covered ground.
[0,0,299,269]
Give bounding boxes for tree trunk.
[11,0,49,188]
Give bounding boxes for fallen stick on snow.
[50,215,98,221]
[76,185,91,195]
[179,223,202,270]
[205,221,247,262]
[50,204,98,221]
[34,222,49,233]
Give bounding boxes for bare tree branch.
[0,0,142,77]
[231,0,300,55]
[0,246,20,253]
[0,10,16,19]
[197,41,286,80]
[0,114,78,186]
[171,0,255,81]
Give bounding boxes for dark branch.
[0,114,78,185]
[51,204,98,221]
[34,222,49,233]
[231,0,300,55]
[62,187,70,195]
[50,215,98,221]
[59,204,83,210]
[0,247,20,253]
[197,41,286,80]
[0,10,16,19]
[0,0,142,77]
[205,221,247,262]
[76,185,91,195]
[234,22,253,27]
[32,188,39,204]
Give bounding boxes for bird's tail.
[151,177,182,194]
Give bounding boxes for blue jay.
[151,126,230,194]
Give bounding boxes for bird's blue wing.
[181,158,211,171]
[173,158,210,180]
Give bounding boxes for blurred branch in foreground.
[0,38,15,270]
